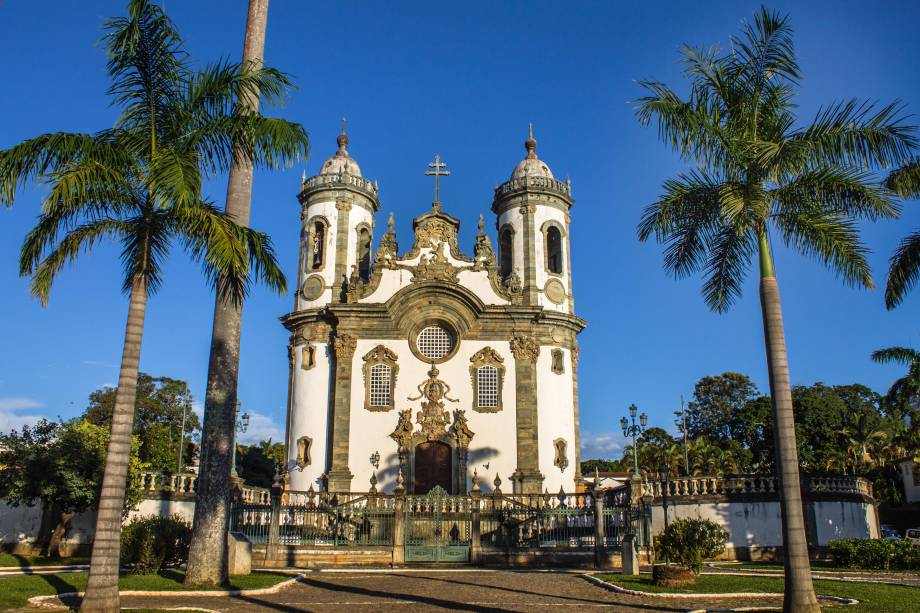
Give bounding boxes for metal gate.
[405,486,471,562]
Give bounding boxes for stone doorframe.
[389,408,474,495]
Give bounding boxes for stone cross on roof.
[424,153,450,207]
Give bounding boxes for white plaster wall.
[813,500,878,543]
[536,347,576,492]
[533,206,570,314]
[346,338,518,493]
[287,343,333,491]
[347,205,375,279]
[300,199,340,308]
[0,502,96,548]
[900,460,920,503]
[497,210,526,285]
[127,499,196,523]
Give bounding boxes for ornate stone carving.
[415,217,456,250]
[302,345,317,370]
[450,409,475,449]
[374,212,399,269]
[334,201,352,212]
[361,344,399,412]
[296,435,313,469]
[344,265,365,303]
[409,365,458,442]
[389,409,414,450]
[472,214,496,271]
[332,333,357,360]
[287,344,295,369]
[553,438,568,472]
[571,346,580,371]
[469,347,506,413]
[411,243,459,284]
[510,335,540,362]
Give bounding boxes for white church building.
[282,125,586,495]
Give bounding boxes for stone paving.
[114,570,780,612]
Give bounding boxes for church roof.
[319,120,362,177]
[510,124,554,180]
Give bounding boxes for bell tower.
[491,126,574,313]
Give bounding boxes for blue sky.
[1,1,918,459]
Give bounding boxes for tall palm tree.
[186,0,277,587]
[0,1,307,610]
[871,345,920,418]
[635,8,914,611]
[883,159,920,308]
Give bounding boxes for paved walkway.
[114,570,776,612]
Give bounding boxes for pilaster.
[333,200,352,300]
[520,203,538,306]
[327,332,356,491]
[510,334,543,494]
[571,346,583,487]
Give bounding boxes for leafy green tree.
[580,459,628,475]
[872,344,920,427]
[237,439,286,488]
[686,372,761,441]
[85,374,200,474]
[0,0,306,607]
[634,8,913,610]
[0,419,144,558]
[882,159,920,308]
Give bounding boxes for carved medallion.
[544,278,566,305]
[301,274,325,301]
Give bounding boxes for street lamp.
[674,396,689,477]
[659,464,671,564]
[231,409,250,479]
[620,404,648,478]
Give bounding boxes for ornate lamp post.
[674,396,689,476]
[658,464,671,564]
[620,404,647,478]
[231,410,250,478]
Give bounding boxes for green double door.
[404,486,471,563]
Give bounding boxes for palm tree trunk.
[185,0,269,586]
[758,232,821,613]
[81,275,148,613]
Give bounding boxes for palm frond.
[871,347,920,366]
[21,218,130,306]
[730,6,799,89]
[885,158,920,199]
[148,146,202,209]
[772,209,873,289]
[771,166,899,221]
[884,229,920,309]
[119,209,170,295]
[702,224,756,312]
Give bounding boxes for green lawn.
[0,553,89,567]
[710,560,919,574]
[0,570,292,611]
[597,573,917,613]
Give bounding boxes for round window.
[416,325,454,360]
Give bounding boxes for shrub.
[655,518,729,574]
[120,515,191,574]
[828,538,920,571]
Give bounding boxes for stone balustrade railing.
[136,471,270,504]
[495,175,572,199]
[639,474,873,500]
[300,172,378,196]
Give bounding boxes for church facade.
[281,126,586,495]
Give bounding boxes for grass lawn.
[0,552,89,567]
[710,560,919,574]
[0,569,292,611]
[597,573,917,613]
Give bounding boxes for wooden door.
[414,441,452,494]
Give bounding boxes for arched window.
[546,226,563,274]
[499,227,514,279]
[369,364,392,408]
[357,226,371,281]
[311,220,326,270]
[469,347,505,413]
[477,366,499,409]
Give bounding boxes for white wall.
[533,206,571,314]
[899,460,920,503]
[536,346,576,491]
[300,199,340,308]
[287,343,333,491]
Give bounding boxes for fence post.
[470,472,481,564]
[392,471,406,566]
[593,487,606,568]
[267,474,283,562]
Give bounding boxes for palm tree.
[872,345,920,420]
[883,159,920,308]
[0,1,307,610]
[635,8,914,611]
[186,0,276,587]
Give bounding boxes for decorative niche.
[362,345,399,411]
[551,348,565,375]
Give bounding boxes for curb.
[581,574,859,607]
[27,575,301,609]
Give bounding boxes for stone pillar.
[457,447,469,494]
[392,478,406,566]
[571,347,583,488]
[593,489,606,568]
[266,479,282,563]
[621,534,639,575]
[510,335,543,494]
[470,476,481,564]
[327,333,356,491]
[333,200,352,300]
[520,203,538,306]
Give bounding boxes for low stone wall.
[252,544,393,568]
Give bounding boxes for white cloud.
[191,401,204,419]
[0,397,46,434]
[237,411,283,445]
[580,430,624,460]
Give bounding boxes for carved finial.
[336,117,349,155]
[493,473,502,489]
[477,214,485,235]
[301,169,306,185]
[525,123,537,159]
[388,211,395,232]
[369,470,378,493]
[471,469,480,493]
